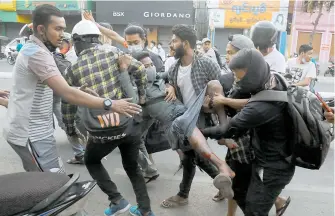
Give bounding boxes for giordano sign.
[143,12,191,19]
[97,1,194,26]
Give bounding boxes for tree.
[302,0,334,45]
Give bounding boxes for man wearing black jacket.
[202,48,295,216]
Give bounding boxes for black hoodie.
[203,49,293,170]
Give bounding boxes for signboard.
[16,0,79,11]
[207,0,289,30]
[96,1,194,26]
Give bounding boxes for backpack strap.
[249,90,288,103]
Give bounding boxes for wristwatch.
[103,98,113,110]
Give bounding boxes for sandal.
[213,174,234,199]
[144,174,160,184]
[161,196,188,208]
[67,156,84,164]
[212,190,226,202]
[276,196,291,216]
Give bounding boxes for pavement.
[0,60,334,216]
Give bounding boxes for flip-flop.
[212,190,226,202]
[161,196,188,208]
[213,174,234,199]
[144,174,160,184]
[276,196,291,216]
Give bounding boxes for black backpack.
[80,107,133,141]
[249,73,333,170]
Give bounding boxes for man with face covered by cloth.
[202,48,295,216]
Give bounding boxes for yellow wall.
[0,0,16,11]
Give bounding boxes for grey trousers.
[138,117,157,176]
[53,95,86,157]
[9,135,65,173]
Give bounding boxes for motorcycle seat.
[0,172,69,216]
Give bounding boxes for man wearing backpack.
[62,20,155,216]
[202,48,295,216]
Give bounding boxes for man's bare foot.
[161,195,188,208]
[213,174,234,199]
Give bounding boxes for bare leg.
[188,128,234,176]
[227,199,238,216]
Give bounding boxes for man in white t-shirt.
[286,44,317,89]
[264,45,286,74]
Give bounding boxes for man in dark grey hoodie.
[202,48,295,216]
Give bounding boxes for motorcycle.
[7,48,17,65]
[316,62,320,76]
[324,61,334,77]
[0,36,10,60]
[0,172,96,216]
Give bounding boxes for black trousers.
[234,163,295,216]
[178,149,219,198]
[226,160,253,203]
[84,128,151,213]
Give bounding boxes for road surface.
[0,60,334,216]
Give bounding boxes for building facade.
[95,1,195,51]
[0,0,91,40]
[206,0,289,54]
[290,0,334,63]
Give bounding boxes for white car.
[4,37,26,57]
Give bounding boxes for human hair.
[229,48,252,70]
[151,41,156,46]
[299,44,313,54]
[124,25,146,39]
[172,24,197,49]
[124,25,147,46]
[158,42,162,46]
[132,51,150,62]
[32,4,63,33]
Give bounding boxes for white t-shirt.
[286,58,317,89]
[158,47,166,62]
[264,47,286,74]
[177,64,197,108]
[165,56,176,72]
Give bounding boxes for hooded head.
[229,48,271,95]
[226,34,254,64]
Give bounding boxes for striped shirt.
[3,35,61,146]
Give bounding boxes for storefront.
[0,0,31,38]
[96,1,195,51]
[290,1,334,64]
[207,0,289,54]
[15,0,85,32]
